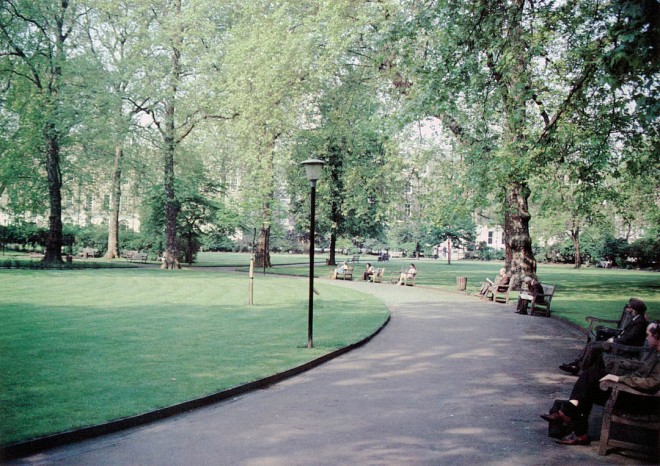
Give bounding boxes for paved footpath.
[8,281,650,465]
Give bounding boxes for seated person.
[540,321,660,446]
[363,263,375,281]
[478,267,509,299]
[332,261,348,279]
[559,298,648,375]
[397,263,417,285]
[515,276,544,314]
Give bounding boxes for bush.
[625,237,660,268]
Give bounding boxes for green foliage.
[625,237,660,268]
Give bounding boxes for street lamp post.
[301,159,324,349]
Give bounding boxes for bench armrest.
[600,380,660,398]
[586,316,619,325]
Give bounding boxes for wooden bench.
[599,380,660,461]
[492,281,514,304]
[77,247,99,258]
[350,255,360,263]
[529,283,556,317]
[370,268,385,283]
[585,306,631,343]
[127,251,148,263]
[330,265,354,280]
[389,269,416,286]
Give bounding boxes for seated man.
[515,276,544,315]
[397,263,417,285]
[559,298,648,375]
[478,267,509,300]
[540,321,660,445]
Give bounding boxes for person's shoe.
[556,432,590,445]
[559,363,580,376]
[515,310,528,315]
[540,410,572,424]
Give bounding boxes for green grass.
[0,269,388,445]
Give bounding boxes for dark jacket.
[615,315,648,347]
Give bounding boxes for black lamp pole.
[307,182,316,349]
[301,159,324,349]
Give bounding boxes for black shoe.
[540,410,572,424]
[559,363,579,376]
[556,432,590,445]
[515,310,528,315]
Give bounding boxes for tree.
[221,0,360,268]
[381,0,659,284]
[0,0,87,264]
[79,0,150,259]
[289,68,394,265]
[130,0,234,269]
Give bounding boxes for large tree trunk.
[255,224,271,268]
[328,229,337,266]
[43,128,64,264]
[504,181,536,288]
[104,143,123,259]
[570,224,582,268]
[162,133,180,269]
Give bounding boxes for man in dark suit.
[559,298,649,375]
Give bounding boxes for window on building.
[103,194,110,211]
[85,194,93,211]
[404,203,411,217]
[488,231,493,244]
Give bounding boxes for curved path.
[9,281,645,465]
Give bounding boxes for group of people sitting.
[333,261,417,285]
[540,298,659,446]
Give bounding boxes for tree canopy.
[0,0,656,270]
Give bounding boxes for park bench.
[389,268,417,286]
[599,379,660,461]
[126,251,148,263]
[330,265,354,280]
[585,305,632,343]
[370,267,385,283]
[77,247,99,258]
[350,255,360,263]
[492,281,514,304]
[528,283,556,317]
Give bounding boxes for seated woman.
[541,321,660,445]
[397,263,417,285]
[515,276,544,314]
[362,263,375,281]
[478,267,509,300]
[332,261,348,279]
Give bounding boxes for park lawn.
[0,269,389,446]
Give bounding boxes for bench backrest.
[540,284,556,305]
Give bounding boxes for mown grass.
[0,269,388,445]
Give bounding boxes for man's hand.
[600,374,620,383]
